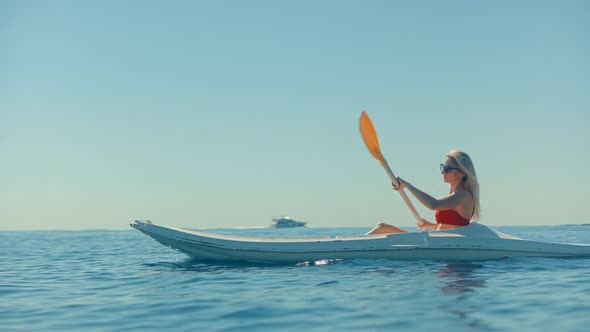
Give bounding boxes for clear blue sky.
[1,0,588,230]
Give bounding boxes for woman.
[366,150,479,234]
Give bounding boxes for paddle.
[359,111,423,224]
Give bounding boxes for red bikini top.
[435,209,471,226]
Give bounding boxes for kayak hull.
[131,220,590,264]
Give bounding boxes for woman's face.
[441,158,465,185]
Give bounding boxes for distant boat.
[272,216,307,228]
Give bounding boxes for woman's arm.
[395,178,466,211]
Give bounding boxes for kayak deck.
[131,220,590,264]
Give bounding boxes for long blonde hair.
[447,150,480,220]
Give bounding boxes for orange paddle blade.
[359,111,384,161]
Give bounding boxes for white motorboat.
[130,220,590,264]
[272,216,306,228]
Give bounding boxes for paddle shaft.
[359,111,423,225]
[379,159,423,224]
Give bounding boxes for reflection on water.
[143,258,282,273]
[437,262,490,330]
[296,259,344,266]
[438,262,487,298]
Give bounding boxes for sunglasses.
[440,163,461,173]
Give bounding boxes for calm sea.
[1,225,589,332]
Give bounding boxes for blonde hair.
[446,150,480,220]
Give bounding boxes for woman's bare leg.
[365,223,408,235]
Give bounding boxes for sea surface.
[1,225,589,332]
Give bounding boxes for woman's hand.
[417,218,436,230]
[392,177,407,191]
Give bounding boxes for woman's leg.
[365,223,407,235]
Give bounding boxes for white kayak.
[130,220,590,264]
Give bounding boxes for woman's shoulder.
[453,188,473,200]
